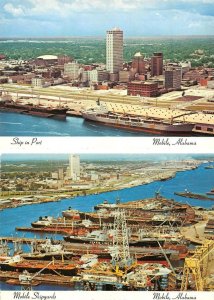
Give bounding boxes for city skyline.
[1,153,214,162]
[0,0,214,37]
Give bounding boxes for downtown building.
[165,68,182,90]
[151,52,163,77]
[64,61,80,80]
[106,27,123,76]
[127,81,158,97]
[69,154,80,181]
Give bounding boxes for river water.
[0,162,213,290]
[0,112,153,136]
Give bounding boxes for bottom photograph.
[0,153,213,292]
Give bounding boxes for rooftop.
[37,55,58,60]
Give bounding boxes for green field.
[0,36,214,67]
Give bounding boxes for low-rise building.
[64,61,80,80]
[127,81,158,97]
[88,69,109,83]
[31,76,45,88]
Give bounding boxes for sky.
[0,0,213,37]
[1,154,214,162]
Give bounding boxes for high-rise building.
[151,52,163,77]
[106,27,123,74]
[131,52,145,74]
[58,168,64,180]
[165,68,182,90]
[69,154,80,180]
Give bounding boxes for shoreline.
[0,161,207,211]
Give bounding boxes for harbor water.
[0,162,213,290]
[0,112,153,136]
[0,162,213,238]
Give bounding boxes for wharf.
[0,236,48,244]
[0,236,179,260]
[16,226,75,235]
[180,220,210,245]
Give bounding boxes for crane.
[181,240,214,291]
[19,260,54,290]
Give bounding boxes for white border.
[0,137,213,154]
[1,291,214,300]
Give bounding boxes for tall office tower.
[131,52,145,74]
[69,154,80,180]
[106,27,123,74]
[151,52,163,77]
[165,68,182,90]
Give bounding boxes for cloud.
[3,3,26,17]
[0,0,213,36]
[2,0,214,18]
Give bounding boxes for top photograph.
[0,0,213,137]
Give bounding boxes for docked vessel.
[62,207,81,220]
[175,191,214,201]
[64,230,167,247]
[0,255,78,276]
[92,196,196,225]
[30,216,99,234]
[206,189,214,196]
[81,106,195,135]
[0,96,68,120]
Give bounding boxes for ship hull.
[0,261,77,276]
[0,102,67,120]
[82,112,195,135]
[175,192,214,201]
[63,236,165,247]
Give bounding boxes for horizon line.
[1,34,214,40]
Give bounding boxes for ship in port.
[81,106,195,135]
[206,189,214,196]
[0,255,78,276]
[174,190,214,201]
[0,94,68,120]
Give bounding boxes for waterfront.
[0,112,152,137]
[0,162,213,290]
[0,162,213,239]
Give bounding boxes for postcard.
[0,0,213,299]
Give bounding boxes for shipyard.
[0,154,214,292]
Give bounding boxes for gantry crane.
[181,240,214,291]
[110,209,135,276]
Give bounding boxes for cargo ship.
[81,106,195,135]
[0,255,78,276]
[0,97,68,120]
[63,230,167,247]
[206,189,214,196]
[92,196,196,225]
[174,191,214,201]
[62,207,81,220]
[30,216,99,233]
